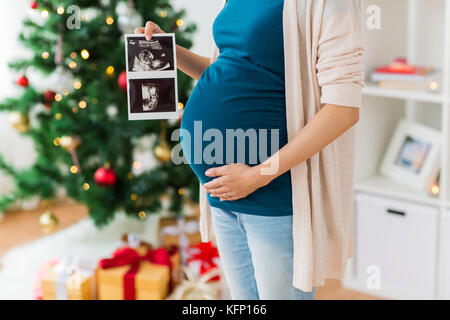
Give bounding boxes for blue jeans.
[211,206,315,300]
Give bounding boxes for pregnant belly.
[180,59,288,185]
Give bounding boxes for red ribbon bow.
[186,242,220,281]
[98,246,174,300]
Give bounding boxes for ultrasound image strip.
[125,33,179,120]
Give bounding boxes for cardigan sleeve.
[316,0,365,108]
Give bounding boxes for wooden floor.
[0,200,380,300]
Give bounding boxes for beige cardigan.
[199,0,365,292]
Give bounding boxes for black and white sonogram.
[142,83,159,111]
[125,33,178,120]
[129,78,176,115]
[127,36,174,72]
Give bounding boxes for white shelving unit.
[343,0,450,299]
[362,84,445,104]
[355,175,440,207]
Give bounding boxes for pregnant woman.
[136,0,364,300]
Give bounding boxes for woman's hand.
[135,21,165,40]
[203,164,272,201]
[136,22,210,80]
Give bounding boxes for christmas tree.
[0,0,198,226]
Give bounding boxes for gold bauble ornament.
[9,111,30,133]
[60,136,81,152]
[39,211,59,233]
[154,140,172,163]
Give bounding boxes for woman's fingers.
[145,21,156,40]
[203,177,226,189]
[135,27,145,34]
[137,22,164,39]
[219,195,239,202]
[206,187,230,197]
[205,165,229,178]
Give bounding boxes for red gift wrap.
[186,242,221,282]
[98,246,177,300]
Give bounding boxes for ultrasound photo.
[125,33,178,120]
[127,35,175,72]
[142,83,159,111]
[128,78,177,119]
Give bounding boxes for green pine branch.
[0,0,199,226]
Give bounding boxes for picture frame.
[380,119,441,191]
[124,33,179,120]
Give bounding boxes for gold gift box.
[159,216,202,248]
[42,271,95,300]
[97,247,181,300]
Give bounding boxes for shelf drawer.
[354,192,438,298]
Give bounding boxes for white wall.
[0,1,222,197]
[0,0,35,196]
[172,0,222,56]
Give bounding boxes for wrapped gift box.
[117,234,183,286]
[167,267,221,300]
[186,242,221,282]
[97,246,180,300]
[42,272,95,300]
[98,262,170,300]
[41,258,96,300]
[119,233,152,250]
[158,216,202,249]
[159,216,203,265]
[129,243,183,287]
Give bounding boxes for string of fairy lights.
[33,2,185,116]
[32,1,185,219]
[21,2,189,227]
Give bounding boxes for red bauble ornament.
[94,167,117,187]
[16,75,29,87]
[118,71,127,92]
[43,90,56,102]
[30,1,38,9]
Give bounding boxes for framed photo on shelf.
[380,119,441,191]
[124,33,179,120]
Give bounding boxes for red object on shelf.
[393,57,408,64]
[94,167,117,187]
[375,66,417,74]
[375,57,433,75]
